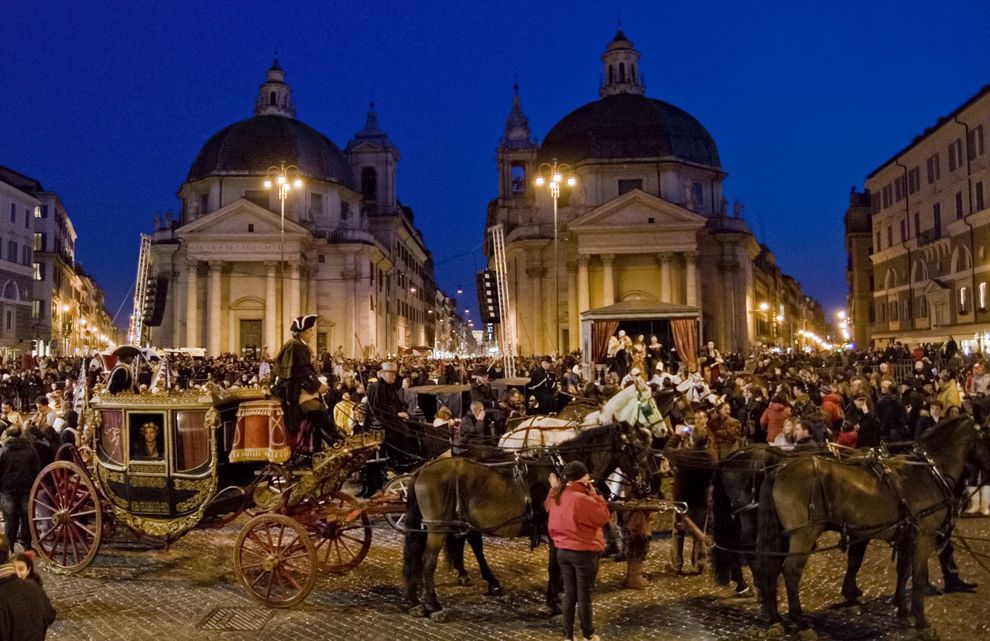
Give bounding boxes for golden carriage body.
[27,386,387,607]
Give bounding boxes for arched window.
[361,167,378,201]
[632,64,637,82]
[619,62,626,83]
[608,65,614,84]
[269,91,277,106]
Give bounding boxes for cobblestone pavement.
[39,500,990,641]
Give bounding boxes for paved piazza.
[41,495,990,641]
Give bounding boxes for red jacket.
[760,402,792,444]
[544,481,611,552]
[835,430,858,448]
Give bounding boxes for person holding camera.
[545,460,610,641]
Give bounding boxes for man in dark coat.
[453,400,492,457]
[0,425,42,552]
[364,361,408,426]
[528,356,558,415]
[663,415,718,575]
[851,395,882,447]
[107,352,138,394]
[0,533,56,641]
[471,368,506,429]
[273,315,341,457]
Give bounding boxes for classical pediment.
[177,198,309,238]
[568,189,707,231]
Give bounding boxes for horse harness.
[780,445,960,550]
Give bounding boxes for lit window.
[980,282,988,311]
[959,286,970,314]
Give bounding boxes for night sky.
[2,0,988,328]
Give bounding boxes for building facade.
[854,85,990,351]
[0,168,39,357]
[486,31,823,358]
[147,59,442,357]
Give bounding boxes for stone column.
[567,261,579,351]
[288,262,302,321]
[657,252,672,302]
[601,253,615,306]
[265,262,277,351]
[207,261,223,356]
[685,251,699,307]
[308,266,319,317]
[526,265,546,355]
[185,261,199,347]
[577,255,590,314]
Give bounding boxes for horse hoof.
[487,584,503,596]
[408,605,428,618]
[767,622,786,639]
[457,575,471,587]
[430,610,450,623]
[797,628,818,641]
[624,576,650,590]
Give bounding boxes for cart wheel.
[313,491,372,574]
[383,474,412,531]
[29,460,103,573]
[234,513,317,608]
[246,464,293,516]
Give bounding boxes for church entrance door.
[240,319,262,358]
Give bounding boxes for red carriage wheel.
[29,460,103,573]
[312,491,372,574]
[234,514,317,608]
[246,464,294,516]
[382,474,412,531]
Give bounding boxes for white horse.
[498,381,667,452]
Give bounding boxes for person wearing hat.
[273,315,342,459]
[364,361,409,427]
[545,460,609,641]
[528,355,558,416]
[470,367,506,427]
[107,346,140,394]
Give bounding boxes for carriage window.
[174,410,209,472]
[98,409,124,465]
[130,413,165,461]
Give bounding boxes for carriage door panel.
[95,409,129,510]
[170,410,214,517]
[124,411,169,516]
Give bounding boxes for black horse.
[753,417,990,639]
[401,423,653,619]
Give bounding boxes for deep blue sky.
[2,0,988,327]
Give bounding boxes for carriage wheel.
[234,514,318,608]
[312,491,372,574]
[246,464,293,516]
[383,474,412,531]
[29,460,103,573]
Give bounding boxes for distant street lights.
[534,159,577,355]
[263,162,303,344]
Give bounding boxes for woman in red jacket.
[545,461,610,641]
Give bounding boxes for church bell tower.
[255,53,296,117]
[497,82,537,203]
[600,30,645,98]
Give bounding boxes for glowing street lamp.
[263,162,304,343]
[534,158,577,355]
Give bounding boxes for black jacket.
[0,571,56,641]
[0,437,42,493]
[453,411,490,456]
[663,433,717,507]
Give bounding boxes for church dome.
[538,93,720,168]
[186,115,355,189]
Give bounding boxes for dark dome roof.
[539,93,720,168]
[187,115,354,188]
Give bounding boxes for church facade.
[487,31,820,357]
[147,59,440,357]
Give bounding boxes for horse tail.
[709,466,740,586]
[402,472,426,594]
[753,465,785,599]
[443,532,466,572]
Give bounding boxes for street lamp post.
[263,162,304,345]
[534,159,577,355]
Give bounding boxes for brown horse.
[401,423,653,619]
[755,417,990,639]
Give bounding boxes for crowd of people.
[0,326,988,639]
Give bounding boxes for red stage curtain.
[671,318,699,372]
[591,320,620,361]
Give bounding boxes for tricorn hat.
[291,315,318,333]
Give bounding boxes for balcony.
[916,228,942,247]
